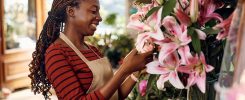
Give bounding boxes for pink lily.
[198,0,223,26]
[139,80,148,96]
[127,5,152,32]
[128,7,165,53]
[214,13,233,40]
[158,16,191,64]
[174,8,207,40]
[178,46,214,93]
[127,0,162,32]
[127,6,164,39]
[146,52,184,89]
[135,33,154,53]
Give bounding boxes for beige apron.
[59,33,118,100]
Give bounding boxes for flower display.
[127,0,234,99]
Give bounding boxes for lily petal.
[187,74,196,88]
[175,8,191,26]
[146,61,170,74]
[178,46,193,65]
[206,65,214,72]
[162,16,182,36]
[158,43,179,65]
[135,33,151,53]
[169,72,185,89]
[178,65,193,74]
[195,29,207,40]
[179,29,192,45]
[164,52,180,68]
[157,74,170,90]
[199,52,214,72]
[196,72,206,93]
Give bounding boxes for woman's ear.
[66,6,75,17]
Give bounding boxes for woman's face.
[73,0,102,36]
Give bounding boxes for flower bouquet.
[127,0,234,99]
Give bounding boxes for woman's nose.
[96,14,102,22]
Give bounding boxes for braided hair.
[28,0,81,99]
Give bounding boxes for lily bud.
[190,0,199,23]
[156,0,164,5]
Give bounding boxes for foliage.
[86,33,134,68]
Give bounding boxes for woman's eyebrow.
[90,5,100,10]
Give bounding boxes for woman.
[28,0,152,100]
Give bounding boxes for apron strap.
[59,32,89,63]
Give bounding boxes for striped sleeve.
[45,47,105,100]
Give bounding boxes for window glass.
[4,0,36,50]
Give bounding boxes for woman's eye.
[91,10,97,14]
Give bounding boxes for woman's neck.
[62,26,89,50]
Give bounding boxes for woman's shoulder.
[45,43,68,55]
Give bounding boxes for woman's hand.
[120,48,153,75]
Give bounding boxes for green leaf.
[162,0,176,19]
[144,6,161,20]
[188,27,201,53]
[202,28,220,35]
[104,13,117,25]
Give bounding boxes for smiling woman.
[28,0,152,100]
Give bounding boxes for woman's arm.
[99,49,152,99]
[118,72,140,100]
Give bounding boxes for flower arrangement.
[127,0,234,99]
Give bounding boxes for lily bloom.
[135,33,154,53]
[214,13,233,40]
[139,80,148,96]
[128,7,165,53]
[178,46,214,93]
[198,0,223,26]
[174,8,207,40]
[158,16,191,63]
[146,52,184,89]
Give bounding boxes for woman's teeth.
[91,24,97,29]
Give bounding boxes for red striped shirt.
[45,43,105,100]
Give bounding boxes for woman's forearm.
[99,66,130,99]
[118,76,137,100]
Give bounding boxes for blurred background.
[0,0,136,99]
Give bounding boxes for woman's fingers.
[124,49,137,59]
[129,48,138,55]
[140,50,153,58]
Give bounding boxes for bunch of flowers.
[127,0,233,99]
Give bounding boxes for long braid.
[28,0,80,99]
